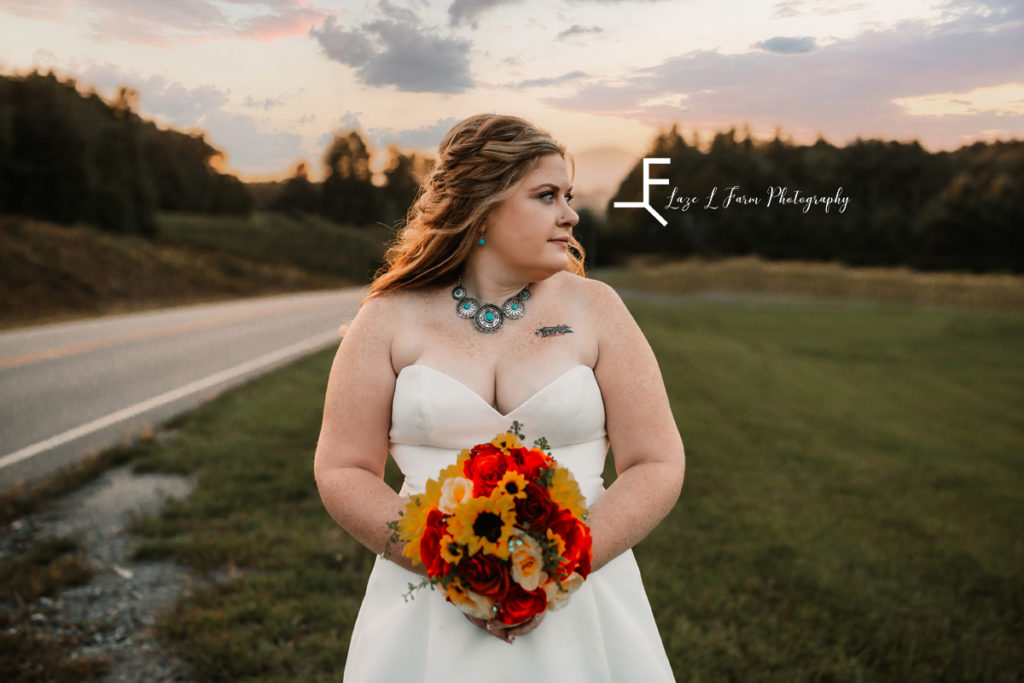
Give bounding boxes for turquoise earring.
[477,236,485,246]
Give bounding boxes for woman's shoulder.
[551,270,623,310]
[343,288,408,337]
[545,272,630,349]
[344,285,443,342]
[357,286,435,318]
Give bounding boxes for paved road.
[0,288,365,491]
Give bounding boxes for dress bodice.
[389,364,609,505]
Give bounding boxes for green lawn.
[121,295,1023,681]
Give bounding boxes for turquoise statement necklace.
[452,278,532,334]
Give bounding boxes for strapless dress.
[342,363,676,682]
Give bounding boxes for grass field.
[594,254,1024,310]
[101,292,1024,681]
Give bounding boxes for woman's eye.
[538,191,572,204]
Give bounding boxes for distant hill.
[0,213,370,330]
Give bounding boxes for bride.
[313,114,685,682]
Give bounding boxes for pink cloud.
[0,0,71,21]
[238,3,327,42]
[3,0,330,47]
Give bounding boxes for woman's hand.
[463,612,545,644]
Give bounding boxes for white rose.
[510,532,547,592]
[544,572,584,612]
[446,582,496,620]
[438,476,474,515]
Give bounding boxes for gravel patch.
[1,460,203,682]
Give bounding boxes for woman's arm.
[585,280,686,572]
[314,294,523,640]
[312,295,427,577]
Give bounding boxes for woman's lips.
[549,238,570,244]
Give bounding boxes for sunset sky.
[1,0,1021,191]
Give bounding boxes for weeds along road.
[0,288,364,491]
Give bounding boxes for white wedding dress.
[343,363,676,682]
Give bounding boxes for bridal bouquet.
[386,421,593,625]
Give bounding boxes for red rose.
[511,447,551,481]
[499,582,547,625]
[514,482,556,532]
[575,528,593,578]
[463,447,512,497]
[549,508,589,577]
[460,553,510,601]
[419,509,449,578]
[468,443,504,459]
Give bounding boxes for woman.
[314,114,685,682]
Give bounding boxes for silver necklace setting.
[452,279,531,333]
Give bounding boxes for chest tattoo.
[535,324,573,338]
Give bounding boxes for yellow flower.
[494,470,528,501]
[396,451,470,563]
[510,531,547,591]
[439,450,471,482]
[439,534,464,565]
[445,576,496,620]
[545,528,566,559]
[548,466,589,520]
[446,493,516,560]
[397,480,442,565]
[491,431,523,453]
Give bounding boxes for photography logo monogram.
[613,157,851,222]
[613,158,670,226]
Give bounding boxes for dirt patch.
[0,463,202,681]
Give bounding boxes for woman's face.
[482,153,579,279]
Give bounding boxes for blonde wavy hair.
[363,113,586,305]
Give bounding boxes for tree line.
[3,69,1019,275]
[603,124,1024,274]
[269,131,432,229]
[0,70,252,236]
[0,69,432,237]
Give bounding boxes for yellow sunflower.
[546,528,567,559]
[439,534,465,565]
[397,477,444,564]
[490,431,523,453]
[439,450,471,482]
[398,449,472,560]
[446,493,517,560]
[494,470,528,501]
[548,466,589,521]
